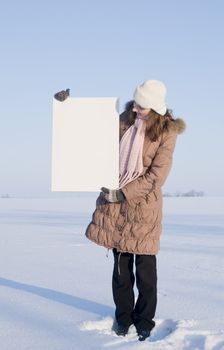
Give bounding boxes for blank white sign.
[51,97,119,192]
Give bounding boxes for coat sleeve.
[121,132,178,200]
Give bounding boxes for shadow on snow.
[0,277,113,317]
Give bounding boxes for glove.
[54,88,70,102]
[101,187,126,203]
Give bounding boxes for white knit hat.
[133,80,167,116]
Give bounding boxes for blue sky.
[0,0,224,196]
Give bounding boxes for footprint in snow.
[149,318,178,341]
[80,317,177,343]
[80,317,224,349]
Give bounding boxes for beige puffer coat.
[85,105,186,255]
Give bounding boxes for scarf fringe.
[119,170,143,188]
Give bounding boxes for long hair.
[125,100,175,142]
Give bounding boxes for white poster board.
[51,97,119,192]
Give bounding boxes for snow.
[0,196,224,350]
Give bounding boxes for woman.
[85,80,186,341]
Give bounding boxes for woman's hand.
[101,187,125,203]
[54,88,70,102]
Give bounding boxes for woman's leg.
[112,248,135,327]
[133,254,157,332]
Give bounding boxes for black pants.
[112,248,157,331]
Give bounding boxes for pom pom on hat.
[134,80,167,116]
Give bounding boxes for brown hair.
[125,100,175,142]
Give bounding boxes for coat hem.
[85,235,159,255]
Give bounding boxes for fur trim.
[125,100,134,112]
[167,118,186,134]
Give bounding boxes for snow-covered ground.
[0,195,224,350]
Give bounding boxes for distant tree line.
[1,194,11,198]
[163,190,204,197]
[1,190,205,199]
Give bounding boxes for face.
[132,102,151,120]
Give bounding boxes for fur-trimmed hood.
[123,100,186,135]
[166,117,186,134]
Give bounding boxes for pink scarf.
[119,118,146,188]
